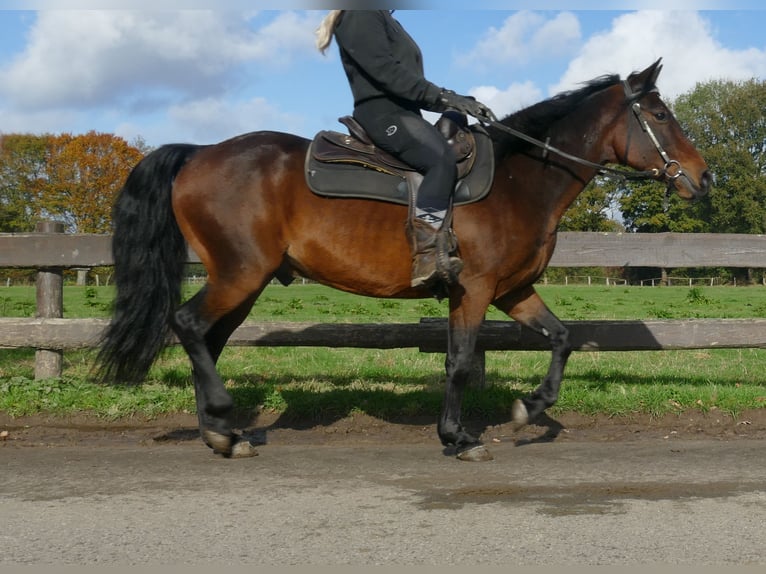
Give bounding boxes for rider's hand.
[436,90,497,122]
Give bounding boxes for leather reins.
[480,80,688,186]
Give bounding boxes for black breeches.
[354,99,457,211]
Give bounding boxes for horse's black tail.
[95,143,202,384]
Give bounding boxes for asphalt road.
[2,435,765,566]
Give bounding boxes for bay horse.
[96,60,711,460]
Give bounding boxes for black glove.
[437,89,497,122]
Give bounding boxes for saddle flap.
[313,130,411,175]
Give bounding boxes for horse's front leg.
[438,293,494,461]
[495,287,572,427]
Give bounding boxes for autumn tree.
[42,131,144,233]
[1,131,144,234]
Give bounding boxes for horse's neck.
[503,150,600,229]
[534,102,615,222]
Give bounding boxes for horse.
[96,59,711,460]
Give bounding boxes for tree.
[129,135,155,156]
[1,131,144,234]
[0,134,49,232]
[619,178,710,233]
[674,78,766,235]
[42,131,144,233]
[559,177,624,232]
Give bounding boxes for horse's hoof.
[511,398,529,430]
[230,437,259,459]
[203,430,233,457]
[456,444,494,462]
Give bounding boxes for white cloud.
[529,12,581,56]
[470,81,543,119]
[0,11,319,111]
[458,11,581,68]
[0,105,81,135]
[106,95,307,146]
[165,96,304,144]
[550,11,766,99]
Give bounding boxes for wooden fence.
[2,223,766,380]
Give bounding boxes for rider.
[316,10,496,289]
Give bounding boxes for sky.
[0,6,765,149]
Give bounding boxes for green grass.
[1,283,765,421]
[2,283,765,321]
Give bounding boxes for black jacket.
[333,10,442,109]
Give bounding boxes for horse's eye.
[655,112,667,122]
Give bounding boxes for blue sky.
[0,8,764,148]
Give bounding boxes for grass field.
[1,283,765,420]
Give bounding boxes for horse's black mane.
[489,73,622,160]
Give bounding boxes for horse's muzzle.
[673,168,712,200]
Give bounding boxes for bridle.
[622,81,685,185]
[481,80,688,187]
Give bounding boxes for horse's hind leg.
[172,283,260,458]
[494,287,572,427]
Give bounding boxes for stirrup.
[435,228,463,285]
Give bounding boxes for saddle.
[316,113,476,179]
[305,112,494,206]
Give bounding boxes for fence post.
[34,220,65,379]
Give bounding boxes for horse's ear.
[626,58,663,95]
[646,58,663,88]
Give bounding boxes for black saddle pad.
[305,125,494,206]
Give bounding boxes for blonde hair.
[316,10,342,54]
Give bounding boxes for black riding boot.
[407,218,463,288]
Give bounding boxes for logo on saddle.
[305,112,494,206]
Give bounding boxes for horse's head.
[611,59,712,200]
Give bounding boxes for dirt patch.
[2,408,765,449]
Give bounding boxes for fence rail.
[2,230,766,268]
[2,317,766,352]
[2,226,766,379]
